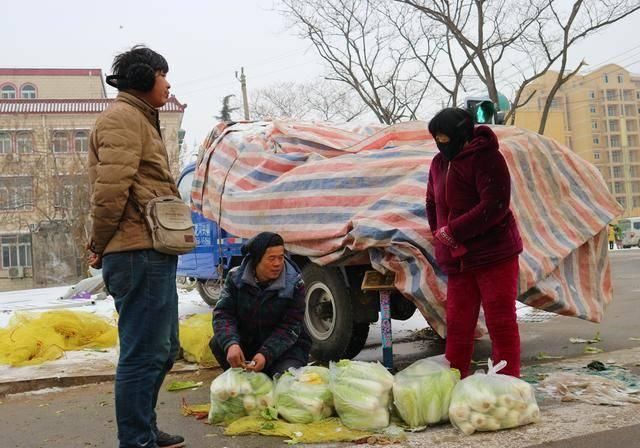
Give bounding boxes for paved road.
[0,249,638,447]
[357,249,640,371]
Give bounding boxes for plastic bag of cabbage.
[208,368,274,425]
[329,360,394,430]
[393,355,461,427]
[274,365,334,424]
[449,360,540,435]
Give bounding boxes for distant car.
[175,162,245,305]
[619,216,640,248]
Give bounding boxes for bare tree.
[397,0,550,107]
[380,1,472,108]
[250,80,369,122]
[281,0,434,123]
[526,0,640,133]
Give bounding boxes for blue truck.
[176,162,245,305]
[175,162,417,362]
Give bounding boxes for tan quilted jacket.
[88,92,179,255]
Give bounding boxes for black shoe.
[156,429,185,448]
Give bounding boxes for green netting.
[179,313,217,366]
[0,310,117,366]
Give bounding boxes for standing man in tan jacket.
[87,46,185,448]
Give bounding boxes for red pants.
[445,257,521,378]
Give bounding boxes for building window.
[617,196,626,207]
[0,176,33,211]
[607,105,618,116]
[54,175,89,211]
[609,120,619,132]
[610,135,621,147]
[633,197,640,208]
[52,131,69,153]
[593,151,600,160]
[590,105,597,114]
[617,74,624,83]
[613,166,623,178]
[0,132,11,154]
[637,91,640,100]
[593,137,600,145]
[20,84,36,99]
[611,150,622,163]
[614,181,625,194]
[592,121,598,129]
[0,84,16,99]
[606,90,617,101]
[74,131,89,152]
[604,74,609,83]
[630,166,640,178]
[633,181,640,193]
[0,235,32,268]
[589,90,596,99]
[16,132,33,153]
[628,135,639,147]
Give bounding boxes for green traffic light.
[475,101,495,124]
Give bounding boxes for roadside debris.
[166,380,203,392]
[535,352,564,360]
[569,332,601,344]
[584,347,605,354]
[538,372,640,406]
[587,361,607,372]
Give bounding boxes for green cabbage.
[208,368,275,425]
[329,360,394,430]
[274,365,334,424]
[392,357,460,427]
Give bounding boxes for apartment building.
[515,63,640,218]
[0,68,186,291]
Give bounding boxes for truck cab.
[176,163,245,305]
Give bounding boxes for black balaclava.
[428,108,474,161]
[241,232,285,267]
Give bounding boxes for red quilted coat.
[426,125,523,274]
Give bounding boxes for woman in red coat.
[426,108,523,378]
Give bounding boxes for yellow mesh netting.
[179,313,217,366]
[0,310,117,366]
[224,416,373,443]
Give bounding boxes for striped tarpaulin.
[192,121,623,337]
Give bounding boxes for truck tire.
[302,264,369,361]
[196,279,220,306]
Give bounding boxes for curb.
[0,362,221,397]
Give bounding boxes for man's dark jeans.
[102,250,179,448]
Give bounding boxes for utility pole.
[235,67,250,120]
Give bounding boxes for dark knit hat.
[242,232,285,266]
[428,107,474,142]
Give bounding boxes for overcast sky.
[3,0,640,150]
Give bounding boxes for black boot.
[156,429,185,447]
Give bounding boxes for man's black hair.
[107,45,169,91]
